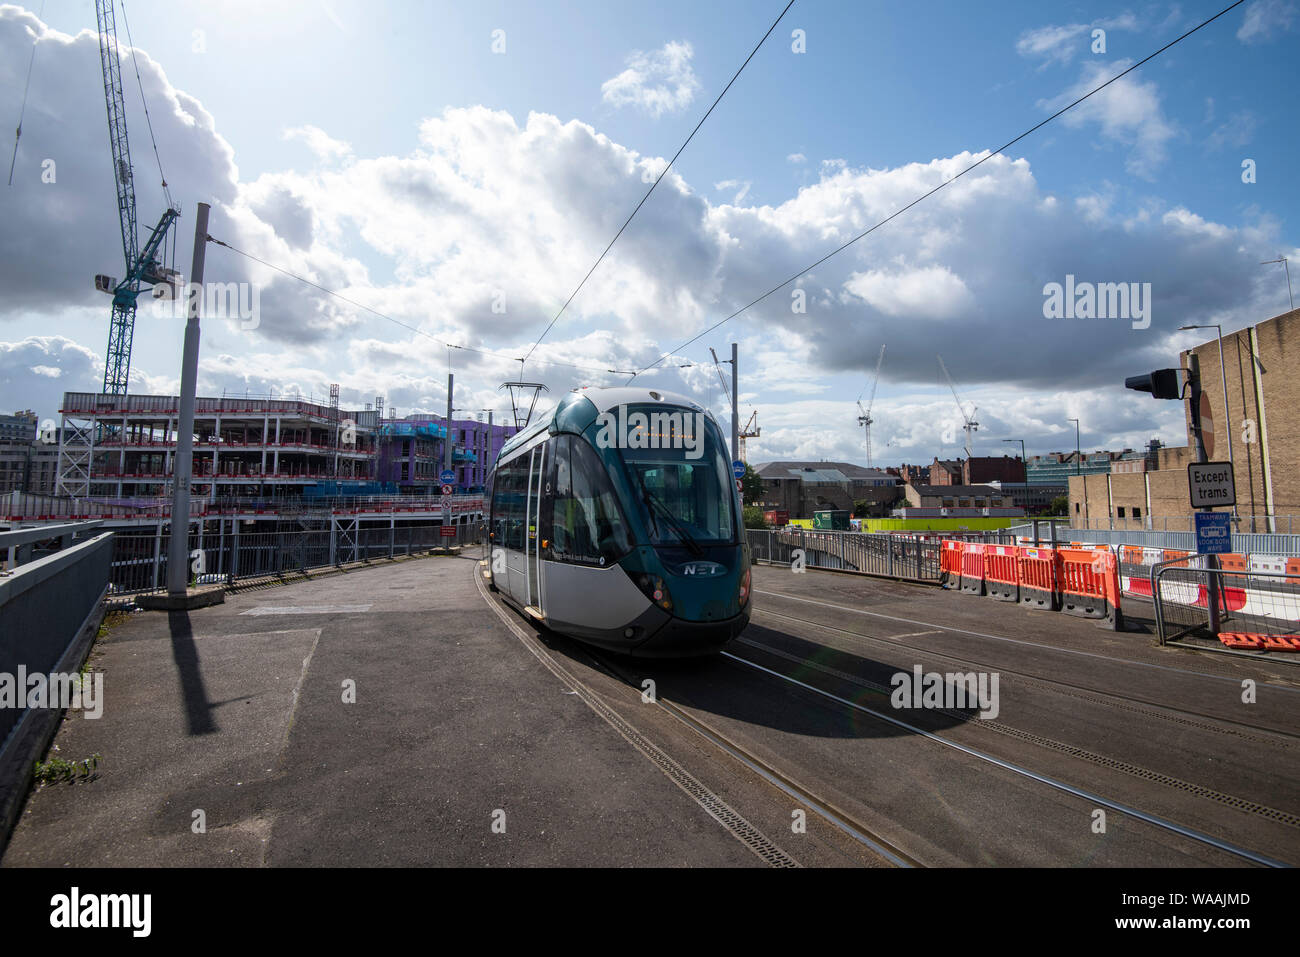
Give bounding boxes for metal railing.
[1019,524,1300,557]
[749,528,942,582]
[1151,557,1300,648]
[107,520,485,600]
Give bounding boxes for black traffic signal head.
[1125,369,1182,400]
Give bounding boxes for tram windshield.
[614,407,738,547]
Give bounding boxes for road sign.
[440,469,455,484]
[735,478,744,493]
[440,526,457,538]
[732,460,746,479]
[440,495,452,508]
[441,484,453,496]
[1188,461,1235,509]
[1194,511,1232,554]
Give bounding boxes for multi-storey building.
[57,392,380,501]
[376,415,516,493]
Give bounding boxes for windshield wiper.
[640,487,704,556]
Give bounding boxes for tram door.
[525,442,545,611]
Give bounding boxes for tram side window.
[551,436,630,565]
[492,458,528,550]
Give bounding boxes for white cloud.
[843,266,975,319]
[1016,23,1089,66]
[283,125,352,162]
[1041,60,1176,180]
[786,152,807,164]
[1237,0,1297,42]
[600,40,701,118]
[0,7,1288,467]
[714,178,752,204]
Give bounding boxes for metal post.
[1212,327,1237,522]
[730,342,739,464]
[1187,355,1220,635]
[166,202,210,596]
[444,373,454,479]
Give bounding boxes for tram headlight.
[738,566,751,607]
[635,573,673,613]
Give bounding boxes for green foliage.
[33,753,101,785]
[741,464,764,506]
[1048,495,1069,516]
[852,499,871,518]
[742,505,769,530]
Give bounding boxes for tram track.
[477,565,1290,867]
[712,644,1289,867]
[750,603,1299,748]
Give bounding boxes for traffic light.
[1125,369,1182,400]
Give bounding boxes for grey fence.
[749,528,941,582]
[1152,559,1300,652]
[1013,524,1300,557]
[0,532,113,748]
[107,520,485,600]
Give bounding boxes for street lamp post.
[1180,323,1238,522]
[1261,258,1294,313]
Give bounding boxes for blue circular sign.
[440,469,456,484]
[732,460,746,479]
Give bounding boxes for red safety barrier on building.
[1057,547,1123,628]
[1017,546,1061,611]
[983,545,1020,603]
[939,540,964,589]
[959,543,985,596]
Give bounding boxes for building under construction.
[55,391,518,503]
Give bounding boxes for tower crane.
[92,0,180,396]
[738,410,760,461]
[855,344,886,468]
[937,355,979,457]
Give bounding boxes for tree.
[1048,495,1068,516]
[852,499,871,518]
[742,505,768,529]
[741,463,764,506]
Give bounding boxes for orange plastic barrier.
[1219,632,1300,652]
[982,545,1020,602]
[1119,545,1145,566]
[1163,549,1189,562]
[939,540,964,589]
[1017,546,1061,611]
[1057,547,1123,628]
[959,543,985,596]
[1217,553,1249,573]
[1219,632,1265,649]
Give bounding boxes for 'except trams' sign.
[1187,461,1236,509]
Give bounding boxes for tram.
[487,387,751,656]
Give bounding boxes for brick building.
[962,455,1026,485]
[929,458,963,486]
[755,461,902,518]
[1066,306,1300,530]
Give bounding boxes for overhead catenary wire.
[207,236,638,376]
[631,0,1248,379]
[520,0,796,369]
[118,0,172,208]
[6,1,46,188]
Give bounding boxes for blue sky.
[2,0,1297,465]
